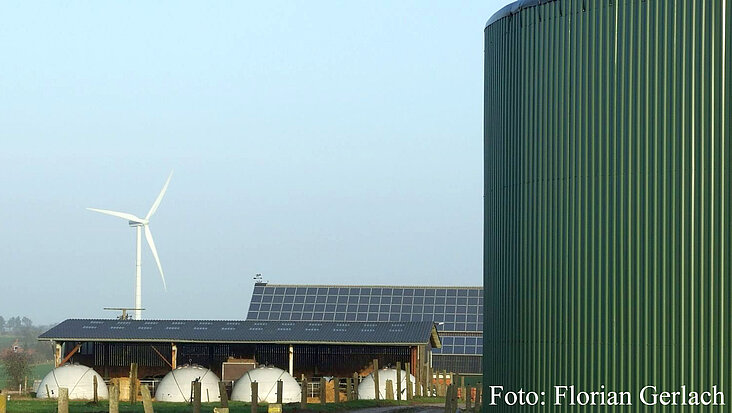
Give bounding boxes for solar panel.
[246,284,483,356]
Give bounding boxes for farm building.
[245,283,483,375]
[38,319,440,383]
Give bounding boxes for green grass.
[2,399,443,413]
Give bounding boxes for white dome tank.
[231,366,301,403]
[358,368,416,400]
[154,364,221,402]
[36,364,108,400]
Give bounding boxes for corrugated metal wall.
[485,0,731,410]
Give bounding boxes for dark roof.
[39,319,440,347]
[486,0,557,28]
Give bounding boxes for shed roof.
[39,319,441,347]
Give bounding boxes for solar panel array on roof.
[246,284,483,360]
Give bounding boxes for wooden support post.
[109,384,119,413]
[396,362,402,401]
[345,378,351,401]
[58,387,69,413]
[93,375,99,404]
[192,381,202,413]
[352,372,359,400]
[404,363,412,401]
[171,343,177,370]
[385,380,394,400]
[250,382,258,413]
[129,363,138,404]
[219,382,229,408]
[288,345,294,376]
[475,384,482,412]
[300,377,308,409]
[372,359,379,400]
[54,343,62,367]
[319,378,326,404]
[333,378,340,403]
[141,384,154,413]
[276,380,283,404]
[0,391,6,413]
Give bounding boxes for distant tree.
[6,317,20,332]
[0,316,5,333]
[20,317,32,329]
[0,348,33,389]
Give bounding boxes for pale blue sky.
[1,1,506,324]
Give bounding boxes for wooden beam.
[150,345,174,369]
[58,344,82,367]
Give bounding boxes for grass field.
[2,398,444,413]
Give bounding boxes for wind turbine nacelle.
[128,221,145,227]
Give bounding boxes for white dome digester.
[358,368,416,400]
[231,365,301,403]
[36,364,109,400]
[154,364,221,402]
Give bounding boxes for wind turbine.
[88,172,172,320]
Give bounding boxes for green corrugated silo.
[485,0,732,410]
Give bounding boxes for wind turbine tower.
[88,172,172,320]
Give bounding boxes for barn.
[39,319,440,384]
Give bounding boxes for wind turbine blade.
[144,225,167,291]
[87,208,146,223]
[146,171,173,220]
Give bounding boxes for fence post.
[109,384,119,413]
[427,365,433,396]
[333,378,340,403]
[385,380,394,400]
[352,372,359,400]
[141,384,154,413]
[475,384,482,412]
[192,381,201,413]
[58,387,69,413]
[396,362,402,401]
[276,379,283,404]
[219,382,229,408]
[129,363,138,404]
[93,375,98,404]
[0,391,6,413]
[466,386,473,412]
[300,377,308,409]
[251,381,258,413]
[319,377,327,404]
[415,363,422,397]
[372,359,380,400]
[405,362,412,401]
